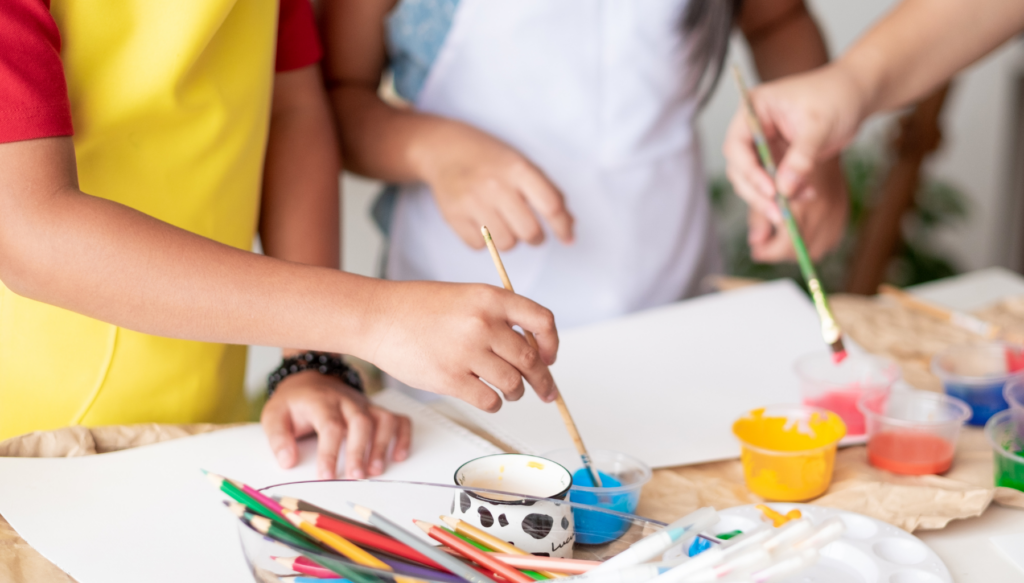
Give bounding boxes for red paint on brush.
[832,349,848,364]
[1005,347,1024,373]
[805,390,865,435]
[867,431,955,475]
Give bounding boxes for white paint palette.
[710,504,952,583]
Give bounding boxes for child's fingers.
[450,374,504,413]
[498,190,546,246]
[503,295,559,368]
[366,408,406,476]
[489,325,552,402]
[310,408,346,480]
[473,351,527,403]
[392,415,412,462]
[340,398,374,479]
[260,403,299,470]
[478,207,517,251]
[516,165,574,244]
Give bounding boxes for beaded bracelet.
[266,351,364,399]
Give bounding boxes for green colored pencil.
[204,470,309,537]
[442,527,548,581]
[731,65,848,363]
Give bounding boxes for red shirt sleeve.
[276,0,323,72]
[0,0,73,144]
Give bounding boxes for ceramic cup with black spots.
[452,453,576,558]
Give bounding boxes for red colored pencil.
[414,520,534,583]
[274,556,337,579]
[299,510,448,572]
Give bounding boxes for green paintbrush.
[731,65,847,363]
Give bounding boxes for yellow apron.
[0,0,278,440]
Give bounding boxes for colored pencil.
[480,225,603,486]
[229,503,324,554]
[352,504,495,583]
[300,510,449,571]
[278,553,470,583]
[278,496,386,535]
[416,520,533,583]
[205,470,301,534]
[439,527,547,581]
[730,67,848,364]
[440,516,563,578]
[485,555,599,575]
[282,509,419,583]
[276,555,342,578]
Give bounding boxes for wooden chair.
[845,83,952,294]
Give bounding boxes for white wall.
[247,1,1024,394]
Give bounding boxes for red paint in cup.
[867,431,955,475]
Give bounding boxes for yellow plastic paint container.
[733,406,847,501]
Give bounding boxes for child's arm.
[255,63,410,480]
[321,0,574,252]
[732,0,848,263]
[0,137,559,412]
[725,0,1024,210]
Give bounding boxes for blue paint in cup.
[542,449,652,545]
[933,344,1024,426]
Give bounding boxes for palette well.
[697,504,953,583]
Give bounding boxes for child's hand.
[416,121,575,251]
[362,281,559,413]
[261,371,411,480]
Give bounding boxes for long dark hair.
[682,0,744,107]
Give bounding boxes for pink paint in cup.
[795,352,900,437]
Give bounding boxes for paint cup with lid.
[732,406,847,501]
[453,453,576,557]
[795,352,899,437]
[542,448,652,545]
[1005,378,1024,440]
[932,343,1024,425]
[858,389,971,475]
[985,409,1024,492]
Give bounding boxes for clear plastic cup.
[932,343,1024,425]
[795,352,899,437]
[985,409,1024,492]
[732,405,846,501]
[1005,378,1024,440]
[541,448,652,545]
[858,390,971,475]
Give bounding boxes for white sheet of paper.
[991,533,1024,574]
[443,279,828,468]
[0,388,500,583]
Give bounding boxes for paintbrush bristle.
[830,338,848,364]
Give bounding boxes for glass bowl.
[237,479,667,583]
[541,448,652,545]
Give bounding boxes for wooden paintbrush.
[731,65,848,363]
[480,226,603,487]
[878,284,1024,344]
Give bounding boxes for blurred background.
[247,0,1024,392]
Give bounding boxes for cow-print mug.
[452,454,576,558]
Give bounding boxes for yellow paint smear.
[733,408,846,501]
[526,461,545,470]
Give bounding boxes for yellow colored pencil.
[440,516,566,578]
[282,508,420,583]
